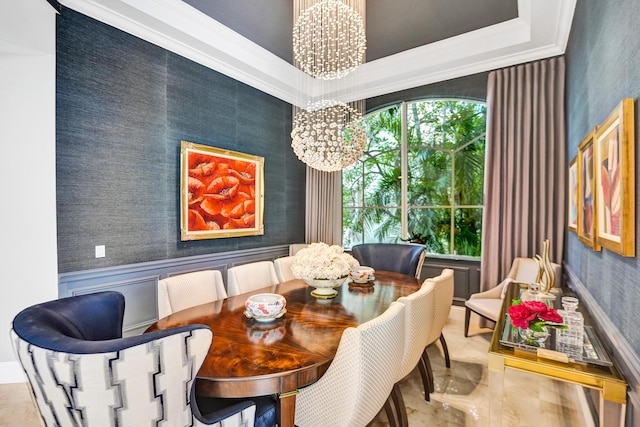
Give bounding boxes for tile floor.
[0,307,592,426]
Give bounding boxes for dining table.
[145,270,420,427]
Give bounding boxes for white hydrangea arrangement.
[291,242,360,280]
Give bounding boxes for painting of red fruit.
[180,141,264,240]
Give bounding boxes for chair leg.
[464,306,471,337]
[383,393,400,427]
[418,349,434,401]
[417,360,430,401]
[391,383,408,427]
[439,333,451,369]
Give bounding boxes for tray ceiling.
[57,0,576,107]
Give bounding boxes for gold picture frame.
[568,155,578,234]
[576,129,600,250]
[180,141,264,241]
[594,99,635,256]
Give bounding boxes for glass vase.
[518,326,549,346]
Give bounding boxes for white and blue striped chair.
[11,291,275,427]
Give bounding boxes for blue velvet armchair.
[351,243,426,278]
[11,291,275,427]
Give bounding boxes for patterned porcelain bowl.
[349,266,376,283]
[244,293,287,322]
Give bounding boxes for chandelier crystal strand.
[293,0,366,80]
[291,99,366,172]
[292,0,367,172]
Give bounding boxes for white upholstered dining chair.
[388,278,437,426]
[274,256,297,282]
[294,302,406,427]
[464,257,562,337]
[419,268,454,400]
[157,269,227,318]
[289,243,309,256]
[226,261,279,297]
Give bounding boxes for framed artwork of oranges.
[180,141,264,240]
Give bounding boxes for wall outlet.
[95,245,106,258]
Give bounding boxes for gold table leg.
[488,354,505,427]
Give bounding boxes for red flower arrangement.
[508,300,565,332]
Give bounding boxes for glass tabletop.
[498,313,612,366]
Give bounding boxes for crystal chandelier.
[291,100,366,172]
[291,0,367,172]
[293,0,366,80]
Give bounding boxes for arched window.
[342,99,486,257]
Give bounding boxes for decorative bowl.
[304,277,348,298]
[244,293,287,322]
[349,266,375,283]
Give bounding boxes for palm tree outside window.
[342,98,486,257]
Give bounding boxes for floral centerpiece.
[508,299,566,345]
[292,242,360,298]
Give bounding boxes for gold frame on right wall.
[594,98,635,256]
[576,128,601,251]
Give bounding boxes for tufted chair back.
[158,270,227,318]
[351,243,426,278]
[11,291,257,427]
[397,280,436,380]
[425,268,455,345]
[274,256,297,282]
[295,302,405,427]
[227,261,279,297]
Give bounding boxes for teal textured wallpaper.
[56,8,305,273]
[565,0,640,356]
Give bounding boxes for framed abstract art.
[568,155,578,234]
[593,99,635,256]
[576,129,600,250]
[180,141,264,240]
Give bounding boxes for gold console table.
[488,282,627,426]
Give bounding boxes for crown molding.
[57,0,576,107]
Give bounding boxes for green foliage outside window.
[342,99,486,257]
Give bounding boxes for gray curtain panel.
[480,56,567,294]
[305,167,342,245]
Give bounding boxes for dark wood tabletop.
[145,270,420,427]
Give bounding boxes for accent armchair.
[11,291,275,427]
[464,257,562,337]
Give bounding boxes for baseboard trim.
[0,361,26,384]
[565,263,640,426]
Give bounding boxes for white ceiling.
[57,0,576,108]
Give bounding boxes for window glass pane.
[343,162,362,207]
[407,100,444,148]
[408,208,451,254]
[343,208,363,248]
[363,208,401,243]
[407,100,486,150]
[363,106,401,152]
[454,137,485,206]
[407,148,451,206]
[441,100,487,150]
[343,98,485,257]
[454,208,483,256]
[363,154,401,206]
